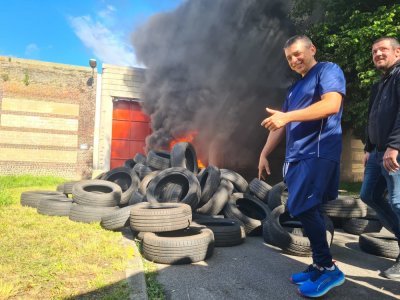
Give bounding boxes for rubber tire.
[342,218,383,235]
[193,218,245,247]
[142,226,214,264]
[146,150,171,170]
[196,180,233,215]
[267,181,288,210]
[146,167,201,210]
[265,205,334,257]
[20,191,65,208]
[322,196,367,218]
[359,232,399,259]
[63,181,80,194]
[72,180,122,207]
[69,203,119,223]
[124,159,136,169]
[139,171,160,195]
[248,178,272,203]
[197,165,221,206]
[222,193,271,236]
[101,205,136,231]
[129,191,146,205]
[220,169,248,193]
[134,153,147,164]
[37,197,73,216]
[130,202,192,233]
[170,142,199,174]
[102,167,140,205]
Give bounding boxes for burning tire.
[130,202,192,233]
[142,226,214,264]
[170,142,199,174]
[146,167,201,210]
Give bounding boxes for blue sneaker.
[298,264,345,298]
[290,264,320,285]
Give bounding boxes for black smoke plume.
[132,0,295,180]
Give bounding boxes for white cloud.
[68,14,142,67]
[25,43,40,57]
[98,5,116,20]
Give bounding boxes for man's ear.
[310,44,317,56]
[395,47,400,58]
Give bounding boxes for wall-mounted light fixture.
[87,58,97,86]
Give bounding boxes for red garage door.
[111,100,151,169]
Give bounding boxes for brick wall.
[341,129,364,182]
[0,56,96,179]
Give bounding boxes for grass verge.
[0,176,132,299]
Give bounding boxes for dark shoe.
[382,261,400,281]
[298,264,345,298]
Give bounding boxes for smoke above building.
[132,0,295,179]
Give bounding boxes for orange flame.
[169,131,206,169]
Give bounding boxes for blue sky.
[0,0,184,68]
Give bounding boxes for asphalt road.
[155,229,400,299]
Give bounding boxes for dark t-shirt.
[282,62,346,163]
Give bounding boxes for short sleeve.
[319,63,346,97]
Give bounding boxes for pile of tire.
[260,181,335,257]
[321,196,382,236]
[21,143,271,265]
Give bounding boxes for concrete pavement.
[153,229,400,299]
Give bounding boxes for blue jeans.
[360,150,400,239]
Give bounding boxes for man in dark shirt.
[360,36,400,280]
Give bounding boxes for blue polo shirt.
[282,62,346,163]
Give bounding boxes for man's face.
[372,39,400,72]
[284,40,316,77]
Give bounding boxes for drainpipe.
[93,72,102,170]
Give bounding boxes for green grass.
[142,259,165,300]
[0,175,132,299]
[339,181,362,196]
[0,174,65,189]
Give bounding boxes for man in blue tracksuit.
[258,35,346,298]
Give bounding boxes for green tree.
[291,1,400,139]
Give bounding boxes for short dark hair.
[373,36,400,48]
[284,35,313,49]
